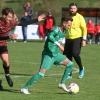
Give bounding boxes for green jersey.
[43,26,64,56]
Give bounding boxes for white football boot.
[21,88,30,94]
[58,83,70,92]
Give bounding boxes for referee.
[63,3,87,79]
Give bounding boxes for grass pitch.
[0,41,100,100]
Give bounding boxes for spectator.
[38,19,45,40]
[95,24,100,44]
[87,19,95,44]
[45,11,55,35]
[20,12,31,42]
[23,1,33,19]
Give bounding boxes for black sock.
[74,56,83,70]
[0,80,2,85]
[66,55,73,76]
[0,80,3,90]
[3,64,10,75]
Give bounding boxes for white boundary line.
[10,67,79,79]
[11,60,39,65]
[2,60,79,79]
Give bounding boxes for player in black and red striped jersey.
[0,8,18,90]
[0,8,46,90]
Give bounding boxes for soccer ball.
[67,83,79,94]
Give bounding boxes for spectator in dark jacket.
[23,1,33,20]
[20,12,31,42]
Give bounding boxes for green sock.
[60,62,74,83]
[23,72,44,88]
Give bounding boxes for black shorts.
[0,46,8,54]
[63,37,82,57]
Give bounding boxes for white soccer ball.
[67,83,79,94]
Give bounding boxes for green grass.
[0,42,100,100]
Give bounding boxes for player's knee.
[38,72,45,77]
[67,61,74,68]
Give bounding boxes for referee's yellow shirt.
[65,13,87,40]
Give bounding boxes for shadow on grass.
[0,88,20,93]
[0,72,60,78]
[0,72,32,77]
[0,88,72,95]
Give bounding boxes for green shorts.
[40,53,69,70]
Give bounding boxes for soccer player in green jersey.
[21,17,73,94]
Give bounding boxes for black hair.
[60,17,73,26]
[62,17,73,22]
[2,8,14,16]
[69,2,77,8]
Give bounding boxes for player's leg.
[63,39,73,61]
[21,54,54,94]
[0,80,3,90]
[22,26,27,42]
[21,69,46,94]
[59,57,74,84]
[58,60,73,93]
[72,38,84,78]
[0,46,13,87]
[54,53,73,92]
[63,39,73,78]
